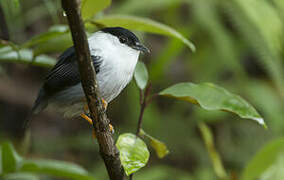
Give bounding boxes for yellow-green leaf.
[81,0,111,20]
[140,130,169,159]
[159,82,265,127]
[116,133,149,175]
[198,123,228,179]
[93,15,195,51]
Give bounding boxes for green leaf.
[113,0,183,14]
[93,15,195,51]
[159,82,265,127]
[19,159,94,180]
[0,46,56,67]
[1,142,22,174]
[134,61,148,90]
[4,172,39,180]
[33,32,72,55]
[241,138,284,180]
[22,25,69,48]
[139,130,169,159]
[260,153,284,180]
[116,133,150,175]
[81,0,111,20]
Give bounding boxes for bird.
[26,27,149,132]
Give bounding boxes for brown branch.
[135,85,151,136]
[61,0,124,179]
[131,84,154,180]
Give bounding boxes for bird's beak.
[133,42,150,54]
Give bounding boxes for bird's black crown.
[101,27,140,47]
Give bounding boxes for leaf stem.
[198,122,228,180]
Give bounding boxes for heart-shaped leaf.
[93,15,195,51]
[159,82,265,127]
[116,133,149,175]
[134,61,149,90]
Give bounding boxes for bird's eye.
[119,36,127,44]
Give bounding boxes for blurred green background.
[0,0,284,179]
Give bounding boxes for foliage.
[92,15,195,51]
[0,0,284,179]
[241,138,284,180]
[0,142,95,180]
[116,133,149,175]
[159,82,265,126]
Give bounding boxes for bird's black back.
[30,47,102,115]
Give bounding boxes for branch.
[61,0,124,179]
[135,85,152,136]
[130,84,153,180]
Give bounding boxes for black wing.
[25,47,102,128]
[43,47,102,97]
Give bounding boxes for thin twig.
[135,97,146,136]
[131,84,153,180]
[146,93,158,105]
[135,84,152,136]
[61,0,124,179]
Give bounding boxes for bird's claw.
[80,113,114,139]
[102,98,108,111]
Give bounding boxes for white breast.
[48,32,140,118]
[89,32,140,102]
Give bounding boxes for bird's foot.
[80,113,114,139]
[102,98,108,110]
[83,98,107,113]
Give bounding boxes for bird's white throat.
[88,31,140,102]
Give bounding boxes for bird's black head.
[101,27,149,53]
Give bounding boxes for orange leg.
[80,113,96,138]
[80,113,92,125]
[80,113,114,139]
[102,98,108,110]
[83,104,89,114]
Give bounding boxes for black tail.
[23,88,48,129]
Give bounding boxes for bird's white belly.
[48,33,140,118]
[97,66,134,102]
[49,53,139,118]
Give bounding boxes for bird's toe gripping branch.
[102,98,108,110]
[80,112,114,139]
[83,98,108,113]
